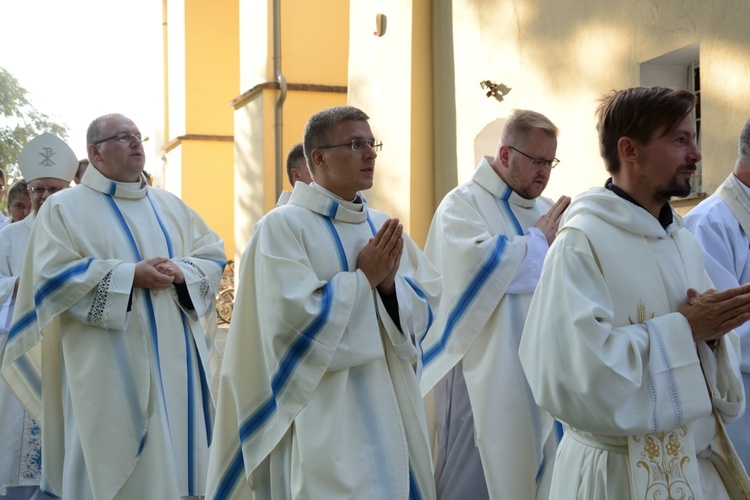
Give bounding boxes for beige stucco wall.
[348,0,435,246]
[441,0,750,216]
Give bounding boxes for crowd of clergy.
[1,85,750,499]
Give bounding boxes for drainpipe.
[273,0,287,201]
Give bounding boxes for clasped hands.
[680,282,750,342]
[357,218,403,295]
[133,257,185,290]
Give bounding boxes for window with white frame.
[641,43,702,195]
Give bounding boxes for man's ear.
[497,145,511,169]
[87,144,101,163]
[311,149,326,170]
[617,136,638,163]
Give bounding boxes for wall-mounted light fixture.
[374,13,387,37]
[480,80,511,102]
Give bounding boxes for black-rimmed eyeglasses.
[93,134,148,146]
[318,139,383,152]
[509,146,559,168]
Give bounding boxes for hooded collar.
[605,178,673,229]
[287,182,368,224]
[473,156,537,209]
[82,165,147,199]
[563,185,682,239]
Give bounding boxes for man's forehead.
[330,119,372,138]
[29,177,69,186]
[102,116,139,133]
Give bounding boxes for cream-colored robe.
[206,182,441,499]
[420,158,556,499]
[0,166,226,499]
[520,187,749,499]
[0,214,42,495]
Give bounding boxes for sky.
[1,0,162,161]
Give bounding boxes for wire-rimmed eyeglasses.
[509,146,559,168]
[318,139,383,152]
[93,134,149,146]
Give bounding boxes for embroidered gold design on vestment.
[629,300,655,325]
[633,426,696,499]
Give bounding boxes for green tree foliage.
[0,66,68,182]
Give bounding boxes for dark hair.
[596,87,697,173]
[738,119,750,160]
[303,106,369,172]
[286,143,306,184]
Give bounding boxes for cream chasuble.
[0,166,226,499]
[686,173,750,471]
[420,158,557,499]
[520,187,750,499]
[206,182,440,499]
[0,214,43,494]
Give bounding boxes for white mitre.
[18,132,78,182]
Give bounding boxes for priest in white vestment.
[276,142,312,207]
[520,87,750,499]
[0,169,10,231]
[0,133,76,500]
[0,114,226,499]
[685,118,750,471]
[207,106,441,499]
[420,109,570,499]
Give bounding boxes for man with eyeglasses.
[0,132,77,500]
[520,87,750,498]
[419,109,569,499]
[207,106,441,499]
[2,114,226,499]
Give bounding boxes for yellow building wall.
[163,0,239,258]
[233,0,348,263]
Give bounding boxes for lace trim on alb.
[176,258,212,310]
[87,269,114,327]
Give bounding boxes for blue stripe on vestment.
[104,195,173,438]
[327,200,339,219]
[422,236,508,366]
[33,258,95,313]
[146,192,174,258]
[16,354,41,398]
[9,258,95,344]
[146,191,208,492]
[323,217,349,272]
[366,215,376,235]
[409,465,422,500]
[404,277,433,333]
[216,283,334,496]
[212,448,245,499]
[182,313,196,495]
[238,283,334,442]
[500,185,524,236]
[8,309,37,343]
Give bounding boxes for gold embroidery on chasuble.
[633,427,696,499]
[629,300,655,325]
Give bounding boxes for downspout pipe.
[273,0,287,201]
